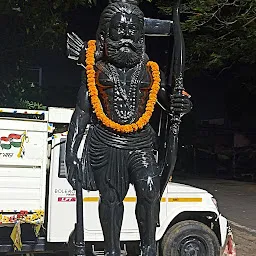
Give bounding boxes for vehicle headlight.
[211,197,218,209]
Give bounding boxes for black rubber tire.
[161,220,220,256]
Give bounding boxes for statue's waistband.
[90,124,153,150]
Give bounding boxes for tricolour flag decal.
[8,134,22,148]
[0,137,11,150]
[0,132,28,158]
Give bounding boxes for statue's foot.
[141,245,157,256]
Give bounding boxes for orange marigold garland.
[86,40,160,133]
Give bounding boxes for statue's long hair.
[95,2,145,61]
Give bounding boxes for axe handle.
[75,165,85,246]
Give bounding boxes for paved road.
[232,226,256,256]
[175,177,256,255]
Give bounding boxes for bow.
[160,0,185,196]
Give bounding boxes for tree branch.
[243,15,256,27]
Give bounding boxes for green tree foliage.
[2,0,254,70]
[156,0,256,71]
[1,77,46,109]
[0,0,89,109]
[1,0,255,110]
[156,0,256,124]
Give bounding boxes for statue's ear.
[95,33,105,60]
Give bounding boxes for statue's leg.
[94,170,128,256]
[134,176,160,256]
[130,149,160,256]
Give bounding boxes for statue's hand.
[66,155,81,189]
[170,91,192,115]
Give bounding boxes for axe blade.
[144,18,173,37]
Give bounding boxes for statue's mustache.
[120,39,136,50]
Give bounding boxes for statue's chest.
[96,68,150,96]
[95,65,152,123]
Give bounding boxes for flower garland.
[86,40,160,133]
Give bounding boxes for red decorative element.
[20,210,28,215]
[8,134,22,140]
[58,197,76,202]
[223,235,236,256]
[0,137,9,141]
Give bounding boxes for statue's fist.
[170,91,192,115]
[65,155,80,189]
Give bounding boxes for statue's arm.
[157,72,171,113]
[65,75,91,186]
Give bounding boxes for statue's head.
[96,0,145,68]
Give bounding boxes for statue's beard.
[105,38,144,68]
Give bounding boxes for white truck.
[0,107,235,256]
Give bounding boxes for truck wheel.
[161,220,220,256]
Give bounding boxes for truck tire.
[161,220,220,256]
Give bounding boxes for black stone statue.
[65,0,192,255]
